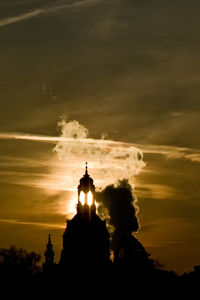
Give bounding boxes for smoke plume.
[53,116,145,189]
[96,179,139,250]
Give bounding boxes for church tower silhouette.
[43,234,55,272]
[60,163,110,269]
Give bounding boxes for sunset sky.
[0,0,200,274]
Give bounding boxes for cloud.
[135,184,176,200]
[52,117,145,185]
[0,116,199,219]
[0,0,100,28]
[0,132,61,143]
[0,117,145,225]
[0,117,145,190]
[0,131,199,164]
[0,118,199,225]
[0,8,46,28]
[96,179,139,249]
[135,144,200,163]
[0,218,65,229]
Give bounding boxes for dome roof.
[78,162,95,194]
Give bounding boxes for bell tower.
[60,163,110,269]
[77,162,96,214]
[43,234,55,272]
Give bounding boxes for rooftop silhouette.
[0,164,199,294]
[60,163,110,269]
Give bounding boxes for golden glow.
[80,191,85,205]
[87,191,93,206]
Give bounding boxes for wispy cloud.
[0,131,199,163]
[140,144,200,162]
[0,117,199,219]
[0,9,44,28]
[0,218,65,229]
[0,132,61,143]
[0,118,145,220]
[0,131,145,192]
[0,0,99,28]
[136,183,176,200]
[0,117,199,223]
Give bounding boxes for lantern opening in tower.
[77,162,96,213]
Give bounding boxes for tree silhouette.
[0,246,41,280]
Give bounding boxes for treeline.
[0,246,40,281]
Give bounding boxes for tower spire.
[85,162,88,175]
[48,233,51,244]
[43,233,55,271]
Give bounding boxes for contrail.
[0,131,142,149]
[0,0,99,28]
[0,132,62,143]
[0,9,44,28]
[0,131,199,163]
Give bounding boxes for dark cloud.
[96,179,139,249]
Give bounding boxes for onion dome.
[78,162,95,194]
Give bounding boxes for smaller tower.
[43,234,55,272]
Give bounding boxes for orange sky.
[0,0,200,274]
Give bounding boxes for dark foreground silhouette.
[0,170,199,295]
[0,246,199,296]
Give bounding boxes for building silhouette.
[43,234,55,272]
[42,164,158,281]
[59,163,110,269]
[114,233,153,272]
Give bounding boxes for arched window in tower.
[87,191,93,206]
[80,191,85,205]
